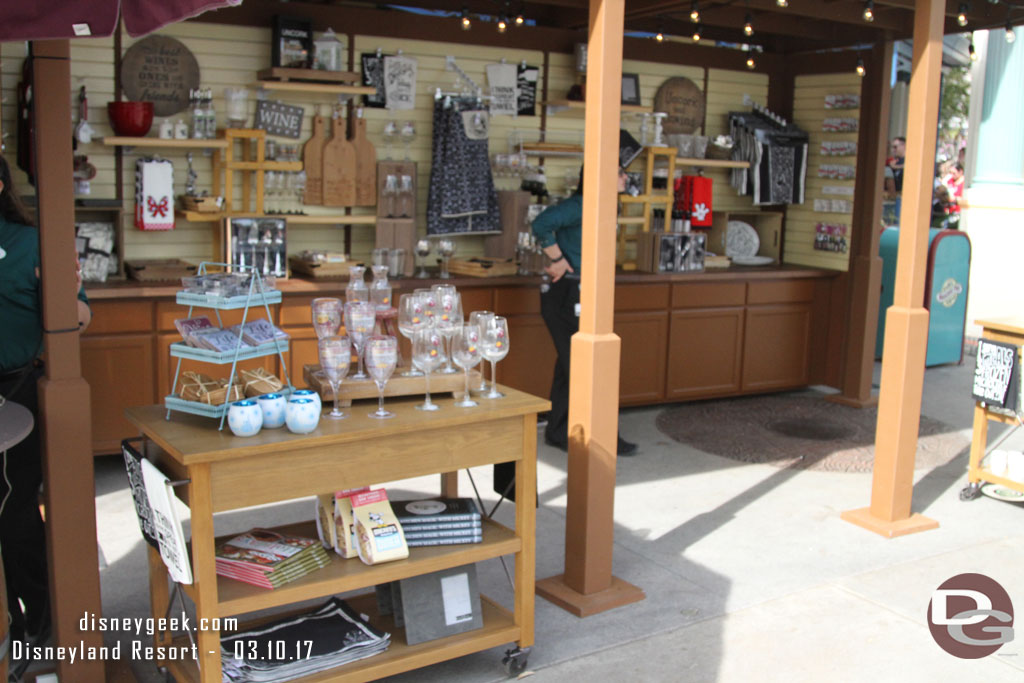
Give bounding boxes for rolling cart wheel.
[502,646,531,677]
[959,483,982,501]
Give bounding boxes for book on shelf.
[402,525,482,539]
[393,498,483,525]
[215,528,330,588]
[227,318,290,347]
[191,327,253,352]
[173,315,215,347]
[406,535,483,547]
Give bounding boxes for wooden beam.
[625,0,911,33]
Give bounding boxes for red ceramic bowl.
[107,101,154,137]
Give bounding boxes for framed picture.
[621,73,641,106]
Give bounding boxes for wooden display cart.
[125,386,548,682]
[961,317,1024,501]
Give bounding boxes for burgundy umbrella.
[0,0,241,41]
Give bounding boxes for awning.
[0,0,241,41]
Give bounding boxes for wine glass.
[414,239,432,279]
[311,297,343,339]
[397,293,426,377]
[480,316,510,399]
[344,301,377,380]
[399,174,415,218]
[382,174,399,217]
[413,327,445,411]
[318,335,351,419]
[365,335,398,419]
[437,239,456,279]
[469,310,495,391]
[400,121,415,160]
[432,285,461,374]
[414,288,439,329]
[452,323,481,408]
[383,120,398,160]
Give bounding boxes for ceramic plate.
[981,483,1024,503]
[731,255,774,266]
[726,221,759,258]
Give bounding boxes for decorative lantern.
[314,28,344,72]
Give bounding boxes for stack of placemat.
[215,529,330,589]
[393,498,483,547]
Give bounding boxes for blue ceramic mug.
[286,397,320,434]
[227,399,263,437]
[257,393,287,429]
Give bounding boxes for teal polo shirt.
[531,194,583,274]
[0,216,89,373]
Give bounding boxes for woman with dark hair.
[0,153,90,652]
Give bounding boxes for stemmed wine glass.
[365,335,398,419]
[311,298,343,339]
[397,293,426,377]
[469,310,495,392]
[432,285,461,374]
[480,316,510,399]
[414,239,432,279]
[383,120,398,160]
[413,327,445,411]
[400,121,415,160]
[452,323,481,408]
[318,335,351,419]
[437,239,456,279]
[344,301,376,380]
[414,288,438,329]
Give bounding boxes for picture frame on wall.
[272,15,313,69]
[621,73,641,106]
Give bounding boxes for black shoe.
[543,434,568,451]
[617,437,638,457]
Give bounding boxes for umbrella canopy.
[0,0,241,41]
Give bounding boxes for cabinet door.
[280,326,320,388]
[667,307,744,400]
[80,334,155,455]
[741,303,812,391]
[497,314,556,399]
[156,333,275,399]
[615,310,668,404]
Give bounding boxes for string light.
[968,41,978,61]
[461,9,471,30]
[744,13,754,36]
[515,14,525,26]
[690,1,700,23]
[856,57,866,77]
[863,0,874,22]
[957,4,969,27]
[655,30,665,42]
[1007,20,1016,44]
[776,0,788,6]
[692,24,703,42]
[497,17,508,32]
[746,55,756,69]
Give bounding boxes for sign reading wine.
[254,101,305,139]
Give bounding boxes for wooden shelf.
[520,143,584,157]
[176,211,377,225]
[102,137,228,149]
[676,157,750,169]
[255,80,378,96]
[182,519,519,617]
[163,593,518,683]
[541,99,652,116]
[258,67,361,84]
[617,216,646,225]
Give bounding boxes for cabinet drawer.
[494,287,541,316]
[83,300,153,335]
[671,282,745,309]
[279,296,318,326]
[616,283,670,311]
[746,279,816,305]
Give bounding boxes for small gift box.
[203,378,244,405]
[240,367,285,398]
[180,371,219,402]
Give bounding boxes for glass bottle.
[190,89,203,139]
[204,89,217,139]
[370,265,392,312]
[345,265,369,304]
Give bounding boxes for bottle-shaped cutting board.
[351,109,377,206]
[322,110,356,206]
[303,113,327,205]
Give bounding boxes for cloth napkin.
[135,158,175,231]
[486,63,518,116]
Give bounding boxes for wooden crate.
[446,258,517,278]
[304,364,482,407]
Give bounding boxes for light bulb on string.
[655,30,665,42]
[776,0,788,6]
[957,4,968,28]
[461,9,471,30]
[744,13,754,36]
[1007,21,1016,44]
[969,41,978,61]
[856,57,866,77]
[690,1,700,23]
[497,17,508,33]
[515,14,525,25]
[863,0,874,22]
[746,55,756,70]
[692,24,702,42]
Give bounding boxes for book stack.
[215,529,331,589]
[393,498,483,547]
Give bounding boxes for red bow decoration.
[147,196,169,218]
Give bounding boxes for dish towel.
[135,158,175,231]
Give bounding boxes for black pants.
[493,277,578,501]
[0,364,50,643]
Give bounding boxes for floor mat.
[655,392,969,472]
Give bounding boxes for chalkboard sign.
[254,100,305,139]
[972,339,1020,410]
[517,64,538,116]
[122,439,159,549]
[361,52,388,109]
[120,35,200,118]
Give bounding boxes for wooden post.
[31,40,106,681]
[535,0,645,617]
[828,40,893,408]
[841,0,943,538]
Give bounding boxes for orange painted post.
[535,0,645,616]
[841,0,944,538]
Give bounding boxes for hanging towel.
[384,55,417,111]
[135,159,175,231]
[486,63,518,117]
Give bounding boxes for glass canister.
[345,265,369,303]
[370,265,393,311]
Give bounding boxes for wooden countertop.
[974,318,1024,337]
[86,265,837,300]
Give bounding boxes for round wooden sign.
[654,77,705,135]
[120,36,200,118]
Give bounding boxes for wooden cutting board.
[351,116,377,207]
[303,114,327,205]
[322,114,356,206]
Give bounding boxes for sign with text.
[972,339,1020,410]
[254,100,305,139]
[120,35,200,117]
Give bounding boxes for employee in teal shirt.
[0,153,90,652]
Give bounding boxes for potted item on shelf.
[108,101,154,137]
[314,28,344,71]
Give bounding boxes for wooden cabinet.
[493,286,556,399]
[615,283,670,404]
[741,303,812,391]
[80,334,155,454]
[667,308,745,400]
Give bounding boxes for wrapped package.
[180,371,219,402]
[240,367,285,398]
[202,378,244,406]
[353,489,408,565]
